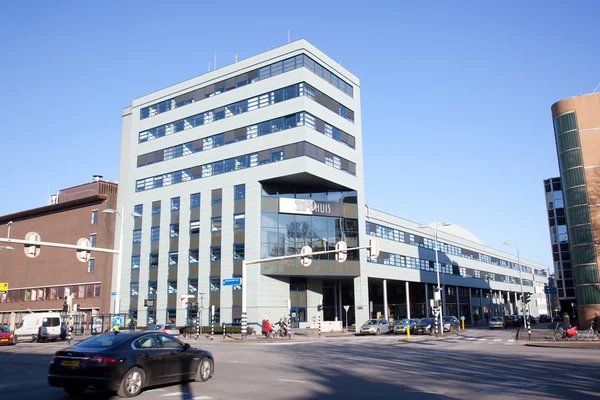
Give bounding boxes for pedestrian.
[592,312,600,333]
[262,319,272,338]
[80,325,84,335]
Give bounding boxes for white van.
[15,312,62,342]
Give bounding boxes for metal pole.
[383,279,388,321]
[405,281,411,319]
[287,299,291,339]
[211,305,215,340]
[114,206,125,315]
[433,221,443,336]
[241,260,247,340]
[199,293,205,338]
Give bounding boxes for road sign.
[343,305,350,312]
[24,232,41,258]
[0,283,7,294]
[549,287,558,295]
[113,316,123,327]
[76,238,91,263]
[111,292,117,296]
[544,285,550,294]
[222,278,242,286]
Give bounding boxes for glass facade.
[553,113,598,306]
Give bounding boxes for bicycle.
[583,324,600,341]
[547,323,581,341]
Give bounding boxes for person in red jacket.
[263,319,272,338]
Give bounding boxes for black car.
[48,331,214,398]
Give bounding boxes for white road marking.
[478,338,488,341]
[492,339,502,342]
[405,389,446,394]
[507,339,515,343]
[466,337,476,340]
[193,397,212,400]
[278,379,307,383]
[145,388,167,393]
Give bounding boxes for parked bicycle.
[584,323,600,340]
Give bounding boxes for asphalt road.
[1,328,600,399]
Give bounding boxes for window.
[234,184,245,200]
[94,284,101,297]
[90,234,96,248]
[168,281,177,295]
[188,278,198,294]
[91,210,98,225]
[134,204,143,215]
[233,244,245,259]
[133,229,142,243]
[148,281,158,295]
[210,246,221,261]
[149,254,158,268]
[170,223,179,238]
[210,278,220,292]
[234,213,245,229]
[190,193,200,208]
[131,282,139,296]
[189,248,199,264]
[166,309,176,324]
[211,217,222,232]
[212,189,222,204]
[78,285,85,298]
[171,197,180,211]
[152,204,161,215]
[88,259,95,273]
[151,226,160,241]
[169,251,178,267]
[132,255,140,269]
[190,220,200,235]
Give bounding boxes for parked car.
[488,317,505,330]
[442,316,461,332]
[415,318,435,335]
[0,325,16,345]
[48,331,214,397]
[147,324,179,337]
[392,319,419,334]
[503,315,519,328]
[359,319,390,335]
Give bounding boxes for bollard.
[222,323,225,340]
[318,314,321,338]
[406,326,411,339]
[461,320,464,330]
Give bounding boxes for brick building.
[0,178,118,330]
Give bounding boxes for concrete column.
[468,290,473,325]
[334,283,338,321]
[339,281,343,322]
[479,289,483,320]
[455,287,460,318]
[514,292,518,315]
[383,280,388,321]
[499,290,503,316]
[425,284,430,317]
[405,281,411,319]
[353,275,369,332]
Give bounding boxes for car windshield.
[418,318,434,325]
[363,319,378,325]
[42,317,60,327]
[442,317,454,322]
[76,333,131,348]
[491,317,501,322]
[148,325,162,330]
[0,326,10,333]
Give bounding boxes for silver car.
[147,323,179,336]
[393,318,419,334]
[360,318,390,335]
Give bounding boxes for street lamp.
[503,240,525,318]
[418,221,452,335]
[104,207,142,316]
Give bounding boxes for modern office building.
[115,40,547,331]
[543,177,575,315]
[0,178,118,331]
[550,93,600,327]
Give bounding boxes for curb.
[524,342,600,349]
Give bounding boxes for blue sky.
[0,1,598,268]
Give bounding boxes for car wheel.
[375,329,380,336]
[117,367,145,398]
[196,358,213,382]
[13,335,18,345]
[64,385,86,397]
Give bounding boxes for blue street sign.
[543,286,550,294]
[111,292,117,296]
[222,278,242,286]
[549,287,558,295]
[113,316,123,327]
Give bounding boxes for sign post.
[0,283,8,294]
[343,305,350,333]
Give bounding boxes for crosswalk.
[442,336,516,345]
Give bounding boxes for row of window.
[366,222,544,276]
[137,111,355,168]
[1,284,102,303]
[132,277,240,298]
[135,141,356,192]
[369,251,534,287]
[140,53,353,120]
[132,244,245,270]
[138,82,354,143]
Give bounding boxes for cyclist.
[593,312,600,334]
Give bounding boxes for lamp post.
[104,207,141,316]
[503,240,524,318]
[418,221,452,336]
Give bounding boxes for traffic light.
[62,302,68,312]
[367,238,379,259]
[317,304,323,312]
[524,293,531,304]
[191,302,199,312]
